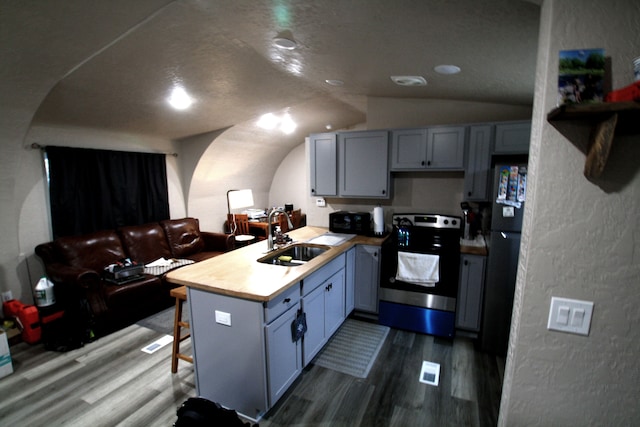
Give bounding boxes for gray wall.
[501,0,640,425]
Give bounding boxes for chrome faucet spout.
[267,208,294,251]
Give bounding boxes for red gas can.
[2,300,42,344]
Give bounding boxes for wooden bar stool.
[170,286,193,373]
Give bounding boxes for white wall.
[501,1,640,425]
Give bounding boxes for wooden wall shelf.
[547,102,640,179]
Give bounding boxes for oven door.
[380,226,460,312]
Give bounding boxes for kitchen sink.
[257,244,329,266]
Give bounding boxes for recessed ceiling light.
[390,75,427,86]
[273,31,297,50]
[434,65,461,75]
[167,86,193,110]
[325,79,344,86]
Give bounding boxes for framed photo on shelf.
[558,48,605,105]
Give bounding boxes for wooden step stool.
[170,286,193,373]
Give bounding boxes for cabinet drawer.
[265,284,300,324]
[302,254,345,296]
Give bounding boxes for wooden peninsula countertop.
[166,226,388,302]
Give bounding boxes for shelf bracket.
[584,113,617,179]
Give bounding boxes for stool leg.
[171,297,183,374]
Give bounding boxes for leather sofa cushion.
[54,230,126,272]
[102,274,164,308]
[161,218,205,257]
[118,223,172,264]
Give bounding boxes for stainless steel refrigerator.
[481,164,527,356]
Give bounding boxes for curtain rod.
[29,143,178,157]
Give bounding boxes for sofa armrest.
[45,263,100,289]
[201,231,235,252]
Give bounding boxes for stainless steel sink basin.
[258,244,329,266]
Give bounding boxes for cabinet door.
[456,255,486,331]
[338,130,390,198]
[464,125,492,201]
[344,247,356,315]
[494,122,531,154]
[426,126,466,169]
[309,133,337,196]
[354,245,380,313]
[324,269,345,338]
[390,129,428,169]
[265,302,301,405]
[302,283,325,365]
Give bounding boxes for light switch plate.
[547,296,593,336]
[316,198,326,207]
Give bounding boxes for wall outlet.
[316,198,326,207]
[215,310,231,326]
[1,291,13,302]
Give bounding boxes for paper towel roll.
[373,206,384,235]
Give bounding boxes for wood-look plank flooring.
[0,318,503,426]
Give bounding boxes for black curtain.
[45,146,170,238]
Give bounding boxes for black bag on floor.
[175,397,257,427]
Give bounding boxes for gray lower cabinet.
[264,284,303,406]
[189,288,272,420]
[345,247,356,315]
[354,245,380,313]
[391,126,466,171]
[302,257,346,365]
[464,125,493,201]
[309,132,337,196]
[338,130,390,198]
[494,121,531,154]
[456,254,486,332]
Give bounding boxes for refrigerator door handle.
[500,231,508,239]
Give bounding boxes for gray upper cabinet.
[390,128,428,169]
[338,130,390,198]
[391,126,466,171]
[464,125,493,201]
[494,121,531,154]
[309,133,337,196]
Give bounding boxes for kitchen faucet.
[267,208,293,251]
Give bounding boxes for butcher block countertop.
[166,226,388,302]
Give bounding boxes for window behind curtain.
[45,146,170,239]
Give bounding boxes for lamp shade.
[227,189,254,213]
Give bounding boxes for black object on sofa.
[35,217,234,337]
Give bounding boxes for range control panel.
[393,213,461,229]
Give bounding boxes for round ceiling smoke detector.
[390,75,427,86]
[434,65,461,75]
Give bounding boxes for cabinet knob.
[464,260,468,266]
[311,188,315,193]
[283,298,291,304]
[468,191,472,196]
[421,160,425,166]
[326,283,333,291]
[381,189,386,195]
[427,160,431,166]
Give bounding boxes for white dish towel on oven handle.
[396,252,439,287]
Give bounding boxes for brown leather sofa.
[35,217,234,337]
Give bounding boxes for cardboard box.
[0,330,13,379]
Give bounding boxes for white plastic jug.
[34,277,56,307]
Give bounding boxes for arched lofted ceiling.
[22,0,540,218]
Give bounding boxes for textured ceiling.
[26,0,540,142]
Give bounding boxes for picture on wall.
[558,48,605,105]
